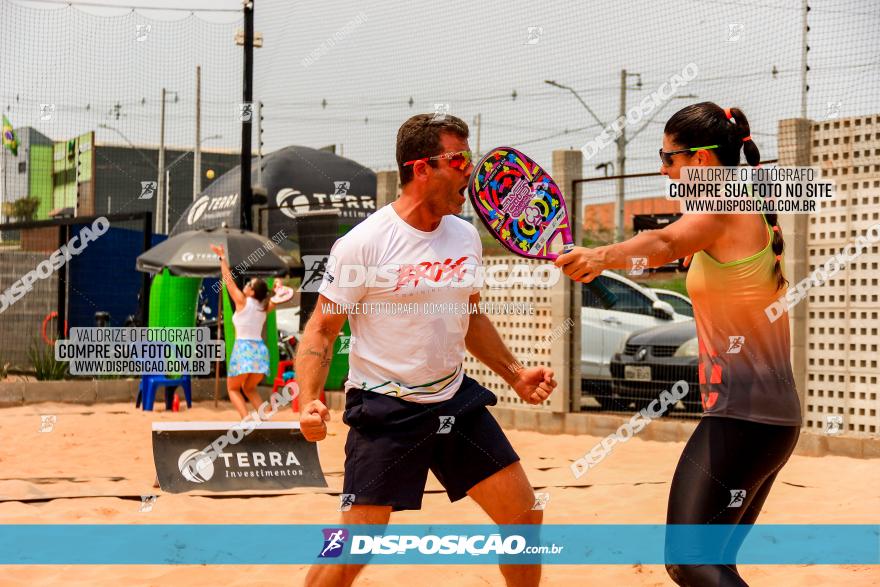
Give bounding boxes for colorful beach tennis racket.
[468,146,617,308]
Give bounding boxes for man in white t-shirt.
[297,114,557,587]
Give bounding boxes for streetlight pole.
[256,100,263,187]
[547,75,694,242]
[158,88,166,234]
[615,70,630,242]
[544,80,606,129]
[240,0,255,231]
[100,123,157,217]
[98,123,157,171]
[546,76,633,242]
[165,135,223,173]
[165,168,170,235]
[163,134,221,233]
[156,88,179,234]
[194,65,202,199]
[613,70,645,242]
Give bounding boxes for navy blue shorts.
[341,374,520,511]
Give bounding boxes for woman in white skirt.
[211,244,281,418]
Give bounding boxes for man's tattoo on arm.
[301,345,332,368]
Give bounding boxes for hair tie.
[723,108,734,122]
[772,225,780,233]
[742,135,752,142]
[775,254,782,262]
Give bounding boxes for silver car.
[581,272,692,409]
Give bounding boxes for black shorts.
[341,374,520,511]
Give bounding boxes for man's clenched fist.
[512,366,557,405]
[300,399,330,441]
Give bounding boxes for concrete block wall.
[462,256,569,413]
[779,114,880,436]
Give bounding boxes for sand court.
[0,401,877,586]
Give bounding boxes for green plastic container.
[323,222,355,391]
[146,269,201,379]
[148,269,200,328]
[325,319,351,390]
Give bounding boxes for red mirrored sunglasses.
[404,150,473,171]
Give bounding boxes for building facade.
[1,124,239,232]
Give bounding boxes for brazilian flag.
[2,115,18,156]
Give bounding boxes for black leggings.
[665,416,800,587]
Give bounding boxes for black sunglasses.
[659,144,719,166]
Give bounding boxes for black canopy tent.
[171,145,377,240]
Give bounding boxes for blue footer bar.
[0,525,876,565]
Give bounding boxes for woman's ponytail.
[728,107,760,166]
[727,106,787,291]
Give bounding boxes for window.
[582,281,606,309]
[598,276,655,316]
[656,292,693,317]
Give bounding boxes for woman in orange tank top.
[556,102,801,587]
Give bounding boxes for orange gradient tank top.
[685,219,802,426]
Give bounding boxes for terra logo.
[178,449,215,483]
[277,188,313,219]
[187,195,211,225]
[187,193,239,225]
[319,528,349,558]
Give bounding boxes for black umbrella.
[136,225,289,277]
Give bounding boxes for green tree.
[2,197,40,222]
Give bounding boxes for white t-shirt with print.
[319,204,482,403]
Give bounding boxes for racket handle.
[561,244,617,309]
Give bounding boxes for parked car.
[651,288,694,317]
[608,320,701,413]
[581,272,692,409]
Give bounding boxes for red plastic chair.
[271,360,324,411]
[272,360,296,395]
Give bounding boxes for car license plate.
[624,365,651,381]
